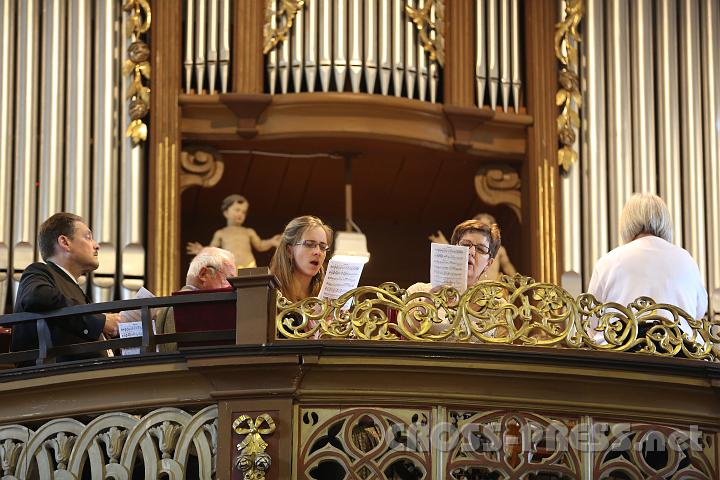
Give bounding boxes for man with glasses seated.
[154,247,236,352]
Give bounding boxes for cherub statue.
[187,194,281,268]
[429,212,517,281]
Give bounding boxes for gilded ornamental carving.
[276,274,718,361]
[554,0,583,172]
[233,414,276,480]
[406,0,445,67]
[263,0,306,54]
[123,0,152,144]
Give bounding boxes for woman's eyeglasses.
[457,240,490,255]
[295,240,331,252]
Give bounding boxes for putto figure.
[187,194,281,269]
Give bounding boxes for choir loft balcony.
[1,271,718,479]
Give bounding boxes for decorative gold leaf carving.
[263,0,306,54]
[555,0,583,172]
[123,0,151,145]
[405,0,445,67]
[233,414,276,479]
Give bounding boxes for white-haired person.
[587,193,708,345]
[155,247,237,352]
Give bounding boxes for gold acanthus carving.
[123,0,151,144]
[179,147,225,193]
[233,414,276,479]
[276,275,716,361]
[406,0,445,67]
[263,0,306,54]
[554,0,583,172]
[474,165,522,223]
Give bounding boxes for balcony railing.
[276,274,717,360]
[1,270,719,479]
[0,271,716,366]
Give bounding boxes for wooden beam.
[444,0,475,106]
[234,0,265,93]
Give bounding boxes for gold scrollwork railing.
[276,274,717,361]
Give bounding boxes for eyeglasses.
[295,240,331,252]
[457,240,490,255]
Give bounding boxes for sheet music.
[319,257,365,301]
[430,242,469,292]
[119,287,157,355]
[119,322,144,356]
[119,287,156,323]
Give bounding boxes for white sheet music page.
[118,322,144,356]
[119,287,157,355]
[430,242,469,292]
[319,257,365,301]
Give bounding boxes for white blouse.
[587,235,708,341]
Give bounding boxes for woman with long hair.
[270,215,334,302]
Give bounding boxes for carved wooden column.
[524,0,561,283]
[149,0,182,294]
[444,0,474,106]
[234,0,265,93]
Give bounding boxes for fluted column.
[524,0,560,282]
[149,0,182,294]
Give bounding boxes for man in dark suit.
[11,212,120,364]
